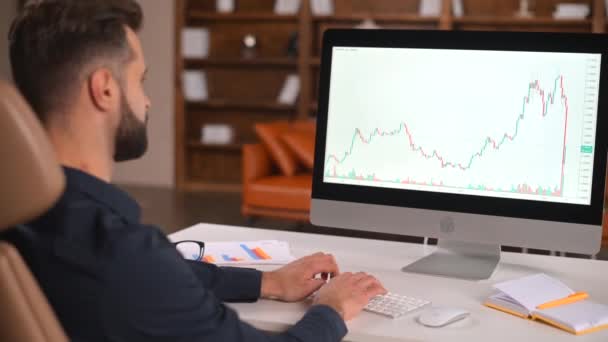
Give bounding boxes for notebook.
[484,273,608,335]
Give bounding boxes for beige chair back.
[0,80,68,341]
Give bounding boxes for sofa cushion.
[281,131,315,170]
[291,120,316,134]
[244,174,312,211]
[255,121,299,177]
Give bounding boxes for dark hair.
[8,0,143,123]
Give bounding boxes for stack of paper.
[553,3,590,19]
[201,240,295,266]
[419,0,442,17]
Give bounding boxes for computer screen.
[324,47,600,206]
[311,30,608,280]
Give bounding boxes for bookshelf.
[175,0,607,192]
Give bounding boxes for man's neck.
[59,157,112,183]
[46,116,114,183]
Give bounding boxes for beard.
[113,93,148,162]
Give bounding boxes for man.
[6,1,387,341]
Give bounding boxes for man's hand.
[313,272,387,321]
[261,252,339,302]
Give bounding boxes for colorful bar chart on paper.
[202,255,216,263]
[240,244,272,260]
[195,240,295,265]
[222,254,244,262]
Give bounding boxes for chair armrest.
[242,143,273,185]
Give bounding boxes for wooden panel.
[185,0,216,12]
[311,69,320,109]
[462,0,592,17]
[230,0,277,12]
[201,68,296,101]
[187,150,242,183]
[186,0,277,13]
[186,110,291,144]
[185,22,298,59]
[333,0,420,14]
[185,58,297,67]
[175,0,607,191]
[298,0,313,120]
[593,0,606,32]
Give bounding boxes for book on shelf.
[311,0,334,16]
[452,0,464,17]
[553,3,590,19]
[201,124,234,145]
[277,74,301,105]
[182,28,209,58]
[216,0,234,13]
[274,0,301,15]
[356,19,381,29]
[419,0,442,17]
[183,71,208,101]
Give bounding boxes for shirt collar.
[62,166,141,223]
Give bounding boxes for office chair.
[0,81,68,341]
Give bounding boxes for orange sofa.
[242,121,316,222]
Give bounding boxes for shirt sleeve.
[102,227,348,342]
[185,260,262,302]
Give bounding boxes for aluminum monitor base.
[402,240,501,280]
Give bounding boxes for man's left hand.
[261,252,339,302]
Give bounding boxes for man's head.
[9,0,150,162]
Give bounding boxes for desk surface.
[169,223,608,342]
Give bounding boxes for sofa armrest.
[243,143,273,185]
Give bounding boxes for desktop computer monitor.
[311,29,608,280]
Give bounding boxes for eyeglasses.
[174,240,205,261]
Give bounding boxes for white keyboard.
[365,293,431,319]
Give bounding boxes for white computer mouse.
[418,307,470,328]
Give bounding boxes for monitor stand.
[402,240,500,280]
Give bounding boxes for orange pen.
[536,292,589,310]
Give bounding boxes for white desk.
[169,223,608,342]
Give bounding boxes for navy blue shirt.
[4,167,347,341]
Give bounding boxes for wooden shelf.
[187,141,242,152]
[182,181,242,193]
[185,58,297,68]
[454,16,592,27]
[188,11,298,22]
[186,100,295,112]
[176,0,608,192]
[313,14,440,24]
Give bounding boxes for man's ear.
[88,68,117,112]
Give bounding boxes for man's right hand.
[313,272,387,321]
